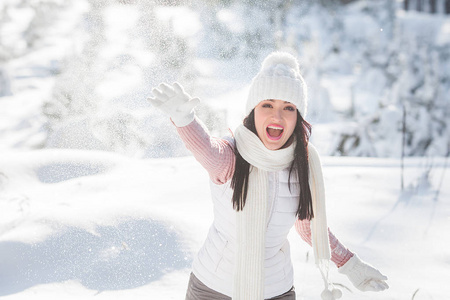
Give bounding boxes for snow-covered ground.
[0,150,449,299]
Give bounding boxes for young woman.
[148,52,388,300]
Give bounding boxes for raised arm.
[148,82,235,184]
[176,117,235,184]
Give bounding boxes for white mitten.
[148,82,200,127]
[338,254,389,292]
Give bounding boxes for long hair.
[230,109,314,220]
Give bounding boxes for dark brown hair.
[230,109,314,220]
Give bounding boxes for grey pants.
[185,273,296,300]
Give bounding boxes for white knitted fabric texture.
[233,125,295,300]
[308,143,332,265]
[233,125,331,299]
[246,52,308,117]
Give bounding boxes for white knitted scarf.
[233,124,331,300]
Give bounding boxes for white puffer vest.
[192,167,300,299]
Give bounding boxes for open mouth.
[266,124,284,141]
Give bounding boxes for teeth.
[268,126,283,130]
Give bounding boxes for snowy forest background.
[1,0,449,159]
[1,0,450,299]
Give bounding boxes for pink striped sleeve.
[294,218,354,268]
[176,117,235,184]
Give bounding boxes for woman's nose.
[271,108,282,120]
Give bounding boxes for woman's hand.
[148,82,200,127]
[338,254,389,292]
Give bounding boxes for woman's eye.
[262,103,272,108]
[285,106,295,111]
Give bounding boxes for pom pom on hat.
[246,51,307,118]
[260,52,300,76]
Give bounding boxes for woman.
[148,52,388,300]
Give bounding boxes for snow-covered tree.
[23,1,63,49]
[328,0,449,158]
[42,0,107,149]
[404,0,450,14]
[0,67,11,97]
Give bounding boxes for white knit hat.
[246,51,308,118]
